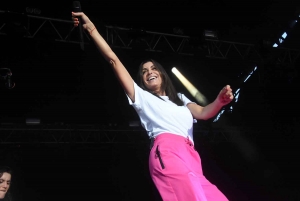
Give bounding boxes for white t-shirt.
[127,82,195,143]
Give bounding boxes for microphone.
[73,1,84,51]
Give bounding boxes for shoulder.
[176,93,188,101]
[177,93,195,106]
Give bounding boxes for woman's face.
[142,61,163,94]
[0,172,11,199]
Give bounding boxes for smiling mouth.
[147,76,157,81]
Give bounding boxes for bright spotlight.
[172,67,208,105]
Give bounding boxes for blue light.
[213,109,225,122]
[244,74,251,82]
[235,93,240,103]
[282,32,287,39]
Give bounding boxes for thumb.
[219,85,227,95]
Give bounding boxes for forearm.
[200,99,223,120]
[87,25,117,62]
[86,24,134,100]
[188,85,233,120]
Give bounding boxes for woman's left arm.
[187,85,234,120]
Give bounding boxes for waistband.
[150,133,194,149]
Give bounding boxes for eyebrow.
[142,65,155,70]
[0,179,11,182]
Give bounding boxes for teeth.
[148,77,156,81]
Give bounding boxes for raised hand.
[217,85,234,105]
[71,12,94,31]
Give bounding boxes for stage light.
[129,121,140,127]
[243,66,257,83]
[203,30,218,39]
[171,67,208,106]
[25,7,34,14]
[26,118,41,125]
[25,7,41,15]
[33,8,41,15]
[173,27,184,35]
[281,32,287,39]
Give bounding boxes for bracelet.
[89,27,96,35]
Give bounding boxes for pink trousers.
[149,133,229,201]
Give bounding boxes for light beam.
[172,67,208,105]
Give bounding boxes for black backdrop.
[1,5,300,200]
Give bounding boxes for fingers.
[224,85,233,98]
[71,12,83,26]
[223,92,233,100]
[223,92,232,100]
[71,12,90,27]
[71,11,83,17]
[220,85,232,95]
[72,17,79,26]
[220,85,234,104]
[224,85,232,92]
[72,11,81,27]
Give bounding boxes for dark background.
[1,0,300,200]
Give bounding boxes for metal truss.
[273,47,300,65]
[0,10,91,44]
[105,25,263,62]
[0,123,260,144]
[106,25,300,65]
[0,10,299,65]
[0,124,148,144]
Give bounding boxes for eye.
[0,179,4,183]
[142,69,148,74]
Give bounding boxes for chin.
[0,193,6,199]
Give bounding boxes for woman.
[0,166,12,201]
[72,12,233,201]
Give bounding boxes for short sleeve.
[126,82,144,109]
[178,93,195,106]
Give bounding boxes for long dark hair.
[137,59,184,106]
[0,166,12,201]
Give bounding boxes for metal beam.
[274,47,300,65]
[105,25,263,61]
[0,123,261,144]
[0,124,147,144]
[0,10,91,44]
[105,26,300,65]
[1,10,299,65]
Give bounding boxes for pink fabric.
[149,133,229,201]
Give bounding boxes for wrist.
[86,23,95,32]
[213,98,224,108]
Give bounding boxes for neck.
[153,90,166,96]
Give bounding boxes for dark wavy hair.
[137,59,184,106]
[0,166,12,201]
